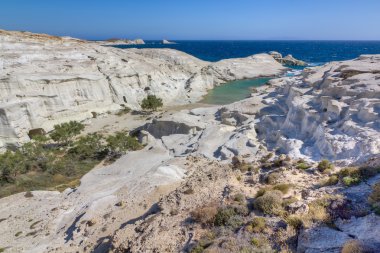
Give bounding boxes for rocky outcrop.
[270,51,307,66]
[256,55,380,164]
[0,29,285,149]
[162,39,176,44]
[99,38,145,45]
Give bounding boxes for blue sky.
[1,0,380,40]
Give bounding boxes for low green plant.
[50,121,84,145]
[254,190,283,215]
[214,207,237,226]
[106,131,142,157]
[246,217,266,233]
[322,175,339,186]
[286,215,304,230]
[141,95,163,111]
[296,162,311,170]
[342,176,360,186]
[317,160,334,173]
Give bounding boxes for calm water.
[200,78,271,105]
[115,41,380,104]
[116,40,380,64]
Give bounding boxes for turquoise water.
[201,78,271,105]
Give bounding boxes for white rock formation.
[162,39,176,44]
[0,29,285,149]
[256,55,380,164]
[269,51,307,66]
[97,38,145,45]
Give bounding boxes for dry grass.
[254,190,283,215]
[191,204,219,226]
[246,217,266,233]
[341,240,367,253]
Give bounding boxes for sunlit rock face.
[0,30,285,149]
[256,55,380,164]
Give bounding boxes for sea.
[115,41,380,104]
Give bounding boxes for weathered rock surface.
[0,29,285,149]
[98,38,145,45]
[270,51,307,66]
[162,39,176,44]
[256,55,380,164]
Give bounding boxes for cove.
[201,77,271,105]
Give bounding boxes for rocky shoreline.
[0,30,379,253]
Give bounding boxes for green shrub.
[317,160,334,173]
[214,207,237,226]
[69,133,106,160]
[342,176,360,186]
[340,167,360,178]
[322,175,339,186]
[50,121,84,145]
[141,95,163,111]
[296,162,311,170]
[286,215,304,230]
[0,150,25,184]
[106,131,142,156]
[254,190,283,215]
[246,217,266,233]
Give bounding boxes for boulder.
[297,226,351,253]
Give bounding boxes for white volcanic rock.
[269,51,307,66]
[97,38,145,45]
[0,29,285,149]
[256,55,380,164]
[162,39,176,44]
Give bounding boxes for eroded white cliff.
[0,30,285,149]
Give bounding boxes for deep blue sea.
[115,41,380,104]
[116,40,380,65]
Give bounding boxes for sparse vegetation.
[369,182,380,215]
[317,159,334,173]
[266,172,281,184]
[246,217,266,233]
[296,159,311,170]
[254,190,283,215]
[191,204,218,226]
[342,176,360,186]
[341,240,367,253]
[273,183,292,194]
[116,106,131,116]
[322,175,339,186]
[0,121,142,198]
[141,95,163,111]
[50,121,85,145]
